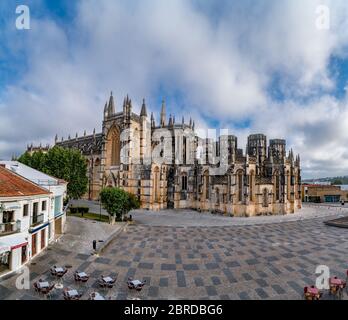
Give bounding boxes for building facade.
[302,184,348,203]
[0,164,66,278]
[55,93,301,216]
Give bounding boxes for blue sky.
[1,0,348,178]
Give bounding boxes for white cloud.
[0,0,348,178]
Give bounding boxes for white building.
[0,163,67,278]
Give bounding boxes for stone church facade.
[55,93,302,216]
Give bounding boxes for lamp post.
[99,198,102,222]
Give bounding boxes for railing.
[0,221,21,236]
[31,214,44,227]
[36,179,59,186]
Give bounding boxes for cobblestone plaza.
[0,205,347,300]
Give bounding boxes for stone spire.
[140,98,147,117]
[104,101,108,118]
[107,91,115,116]
[151,112,155,128]
[192,120,195,131]
[168,114,173,126]
[75,132,78,140]
[182,116,185,127]
[123,96,127,114]
[55,134,58,143]
[84,130,86,136]
[160,98,166,127]
[189,117,192,128]
[128,98,132,115]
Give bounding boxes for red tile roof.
[0,166,50,197]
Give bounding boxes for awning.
[0,234,28,252]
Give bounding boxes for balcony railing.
[0,221,21,236]
[31,214,44,227]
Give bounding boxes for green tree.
[18,146,88,200]
[331,179,343,185]
[126,192,141,212]
[100,187,130,224]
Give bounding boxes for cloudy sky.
[0,0,348,178]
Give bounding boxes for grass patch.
[68,212,110,223]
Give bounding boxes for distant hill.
[303,176,348,185]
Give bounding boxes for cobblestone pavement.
[131,203,348,227]
[0,207,347,300]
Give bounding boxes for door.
[21,246,27,264]
[55,218,62,235]
[32,233,37,256]
[40,229,45,249]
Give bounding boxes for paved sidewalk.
[131,204,348,227]
[54,216,123,254]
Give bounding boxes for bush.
[70,207,78,214]
[78,207,89,214]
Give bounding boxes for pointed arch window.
[249,171,255,202]
[237,170,243,202]
[154,167,160,203]
[275,171,280,201]
[204,171,209,200]
[263,188,269,207]
[107,127,120,166]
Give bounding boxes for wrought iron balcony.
[0,221,21,236]
[31,214,44,227]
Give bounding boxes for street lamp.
[99,198,102,221]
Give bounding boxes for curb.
[93,222,129,255]
[324,219,348,229]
